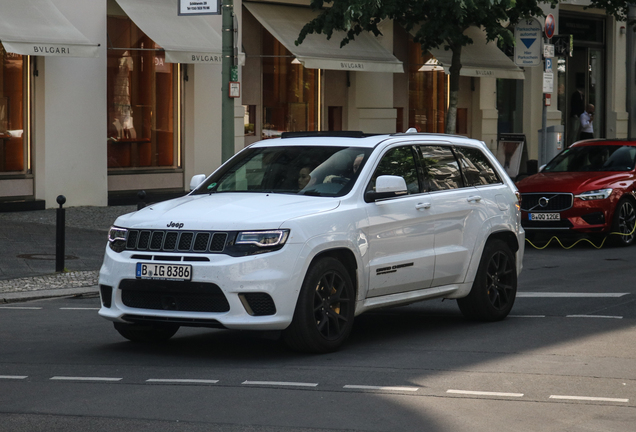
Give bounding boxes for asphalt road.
[1,241,635,431]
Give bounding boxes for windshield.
[192,145,373,197]
[543,145,636,172]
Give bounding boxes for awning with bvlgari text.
[427,26,525,80]
[0,0,99,57]
[115,0,232,64]
[244,2,403,73]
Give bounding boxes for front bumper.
[521,201,611,233]
[98,243,306,331]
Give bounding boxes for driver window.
[368,146,420,194]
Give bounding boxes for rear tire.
[114,322,179,343]
[283,257,355,353]
[458,239,517,321]
[609,198,636,247]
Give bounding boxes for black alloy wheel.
[284,257,355,353]
[458,239,517,321]
[610,198,636,246]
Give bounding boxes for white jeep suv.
[99,131,524,353]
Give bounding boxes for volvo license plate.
[136,263,192,281]
[529,213,560,221]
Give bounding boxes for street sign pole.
[221,0,235,163]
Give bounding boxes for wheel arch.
[309,248,359,300]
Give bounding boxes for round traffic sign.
[545,14,555,39]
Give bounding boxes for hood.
[516,171,632,194]
[113,193,340,231]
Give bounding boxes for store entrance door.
[558,15,605,146]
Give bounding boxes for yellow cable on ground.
[525,223,636,250]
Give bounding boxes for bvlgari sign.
[178,0,221,15]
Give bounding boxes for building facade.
[0,0,629,209]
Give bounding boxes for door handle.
[467,195,482,203]
[416,202,431,210]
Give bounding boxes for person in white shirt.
[579,104,595,140]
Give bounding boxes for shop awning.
[428,27,524,80]
[115,0,229,64]
[0,0,99,57]
[244,2,403,73]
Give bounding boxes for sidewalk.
[0,205,136,303]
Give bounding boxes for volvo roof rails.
[280,131,369,139]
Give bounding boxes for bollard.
[137,190,146,210]
[55,195,66,273]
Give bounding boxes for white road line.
[59,308,100,310]
[147,379,219,384]
[509,315,546,318]
[447,389,524,398]
[344,385,419,392]
[0,307,42,310]
[242,380,318,387]
[566,315,623,319]
[50,376,122,382]
[517,292,628,298]
[0,375,27,380]
[550,395,629,403]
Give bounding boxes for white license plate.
[529,213,560,221]
[136,263,192,281]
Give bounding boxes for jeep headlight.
[226,230,290,256]
[575,188,613,201]
[108,226,128,253]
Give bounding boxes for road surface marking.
[50,376,122,382]
[0,307,42,310]
[566,315,623,319]
[550,395,628,403]
[59,308,100,310]
[147,379,219,384]
[447,389,524,398]
[509,315,546,318]
[344,385,419,392]
[517,292,628,298]
[242,381,318,387]
[0,375,27,380]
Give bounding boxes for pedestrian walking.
[579,104,595,140]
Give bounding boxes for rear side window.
[454,146,502,186]
[419,146,463,191]
[368,146,420,195]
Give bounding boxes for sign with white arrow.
[514,18,542,67]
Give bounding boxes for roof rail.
[280,131,368,139]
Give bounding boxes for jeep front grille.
[520,193,573,212]
[126,229,228,253]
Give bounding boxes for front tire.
[283,257,355,353]
[458,239,517,321]
[609,198,636,247]
[114,322,179,343]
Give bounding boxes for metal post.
[137,190,146,210]
[55,195,66,272]
[221,0,235,163]
[541,96,547,166]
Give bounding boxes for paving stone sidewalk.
[0,205,136,302]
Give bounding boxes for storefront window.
[408,40,447,133]
[107,16,178,170]
[262,31,317,139]
[0,44,27,174]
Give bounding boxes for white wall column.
[34,0,107,208]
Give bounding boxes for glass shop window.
[107,15,180,170]
[408,39,447,133]
[0,44,28,175]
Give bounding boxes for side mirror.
[365,175,408,202]
[189,174,206,191]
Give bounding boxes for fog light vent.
[239,293,276,316]
[99,285,113,308]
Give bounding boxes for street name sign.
[515,18,542,67]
